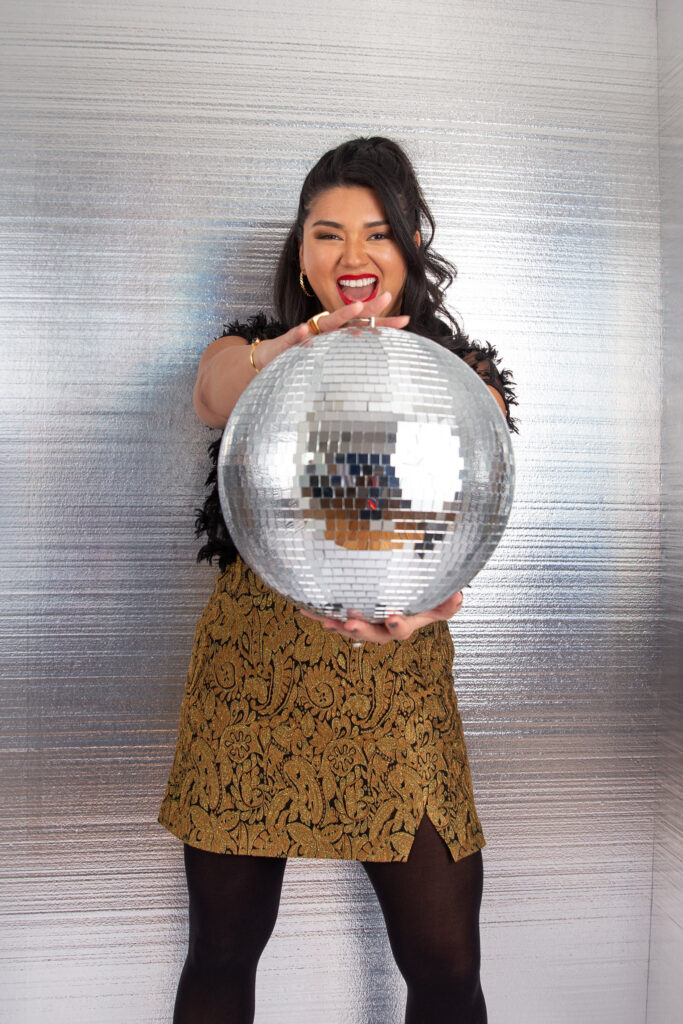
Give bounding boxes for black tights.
[173,815,486,1024]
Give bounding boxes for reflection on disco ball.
[218,325,515,623]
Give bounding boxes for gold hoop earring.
[299,270,314,297]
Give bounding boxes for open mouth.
[336,275,379,304]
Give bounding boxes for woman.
[159,137,518,1024]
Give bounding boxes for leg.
[173,844,287,1024]
[362,815,487,1024]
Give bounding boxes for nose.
[340,235,367,268]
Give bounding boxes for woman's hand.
[252,291,409,371]
[298,591,464,645]
[193,291,408,427]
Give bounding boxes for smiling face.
[299,186,415,316]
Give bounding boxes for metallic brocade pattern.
[218,327,514,622]
[157,556,485,862]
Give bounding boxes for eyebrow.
[311,219,390,229]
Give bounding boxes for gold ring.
[307,311,330,335]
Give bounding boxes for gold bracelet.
[249,338,262,373]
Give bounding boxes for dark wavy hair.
[274,136,462,342]
[194,138,519,571]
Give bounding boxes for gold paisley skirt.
[158,556,484,863]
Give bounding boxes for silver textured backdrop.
[0,0,678,1021]
[650,0,683,1019]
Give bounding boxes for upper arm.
[488,385,507,416]
[461,349,515,426]
[196,334,248,372]
[193,334,248,425]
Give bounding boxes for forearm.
[193,297,405,429]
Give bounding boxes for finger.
[333,290,396,322]
[361,290,397,317]
[297,294,409,343]
[317,309,409,333]
[340,289,402,319]
[342,294,410,330]
[385,592,463,634]
[318,301,364,332]
[307,613,412,645]
[298,608,323,621]
[342,618,405,643]
[299,609,350,634]
[310,291,396,332]
[297,302,364,339]
[299,610,392,643]
[317,594,462,642]
[301,589,462,638]
[283,322,314,349]
[429,592,464,619]
[374,315,410,329]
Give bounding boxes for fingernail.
[388,621,399,628]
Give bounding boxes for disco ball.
[217,324,515,623]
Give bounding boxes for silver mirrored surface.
[219,326,514,621]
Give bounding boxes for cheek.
[308,250,333,277]
[390,252,408,285]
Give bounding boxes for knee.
[182,845,283,976]
[396,941,482,1006]
[187,918,273,976]
[186,892,279,976]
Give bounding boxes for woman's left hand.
[298,591,464,645]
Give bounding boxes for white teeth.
[338,277,377,288]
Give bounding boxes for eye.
[369,231,392,241]
[314,232,341,241]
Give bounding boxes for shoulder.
[197,334,247,372]
[215,312,289,344]
[423,320,519,434]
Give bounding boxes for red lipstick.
[336,274,379,305]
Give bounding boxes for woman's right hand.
[252,291,409,371]
[194,292,408,428]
